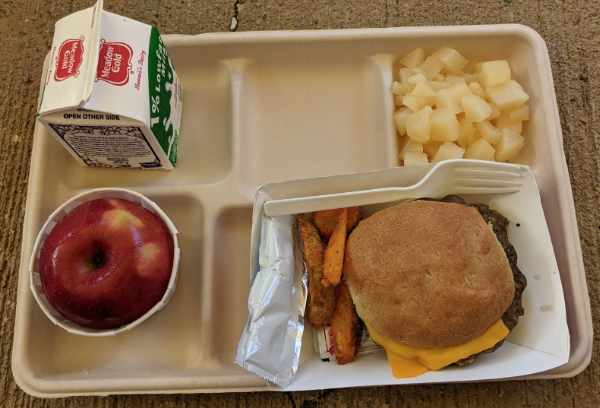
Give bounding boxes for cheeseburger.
[343,195,526,378]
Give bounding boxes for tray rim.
[12,23,592,398]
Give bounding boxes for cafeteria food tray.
[12,25,591,397]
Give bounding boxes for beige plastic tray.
[12,25,591,397]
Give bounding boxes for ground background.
[1,0,598,406]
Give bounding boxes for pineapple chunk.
[456,121,470,148]
[412,82,436,97]
[433,73,446,82]
[485,80,530,111]
[432,142,465,162]
[394,107,413,136]
[479,60,511,88]
[457,119,478,148]
[403,93,435,112]
[432,47,468,74]
[506,150,520,162]
[418,56,445,80]
[407,73,428,85]
[494,112,523,134]
[430,108,460,142]
[392,81,414,96]
[464,73,479,84]
[464,138,495,161]
[447,83,473,107]
[476,120,502,145]
[436,89,463,114]
[399,67,416,83]
[404,152,429,166]
[428,81,452,91]
[398,136,424,160]
[406,106,433,143]
[394,96,404,106]
[468,82,486,99]
[400,48,426,68]
[468,127,482,147]
[495,129,525,162]
[446,75,467,85]
[423,141,444,158]
[463,95,492,123]
[488,103,501,120]
[508,104,530,121]
[473,62,485,73]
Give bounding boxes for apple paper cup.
[29,188,180,337]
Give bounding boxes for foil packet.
[235,213,308,387]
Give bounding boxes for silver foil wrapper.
[235,213,307,387]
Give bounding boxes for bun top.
[344,200,515,349]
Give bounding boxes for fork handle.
[263,187,417,217]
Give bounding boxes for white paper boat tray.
[12,25,592,397]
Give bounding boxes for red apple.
[39,198,174,330]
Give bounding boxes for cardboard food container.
[249,164,569,390]
[12,24,590,396]
[37,0,183,169]
[29,188,180,336]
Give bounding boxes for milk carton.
[37,0,182,169]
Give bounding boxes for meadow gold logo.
[95,39,134,86]
[54,36,85,81]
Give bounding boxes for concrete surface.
[1,0,598,406]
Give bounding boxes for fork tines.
[453,163,523,193]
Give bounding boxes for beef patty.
[419,195,527,365]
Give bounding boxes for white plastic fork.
[263,159,524,217]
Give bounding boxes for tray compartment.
[56,56,235,190]
[17,192,206,384]
[210,207,254,365]
[171,53,235,184]
[236,54,397,198]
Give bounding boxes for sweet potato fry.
[321,209,347,287]
[313,207,362,239]
[330,280,364,365]
[297,214,335,329]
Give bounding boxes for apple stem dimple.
[90,252,105,268]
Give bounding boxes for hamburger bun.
[344,200,515,350]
